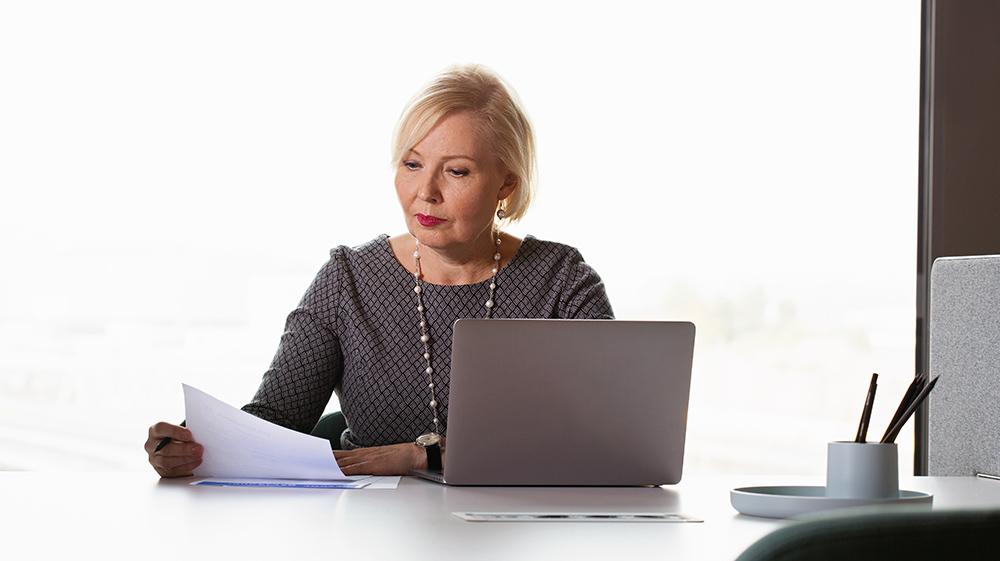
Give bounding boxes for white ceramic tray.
[730,486,933,519]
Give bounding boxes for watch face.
[415,432,442,447]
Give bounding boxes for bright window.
[0,1,919,473]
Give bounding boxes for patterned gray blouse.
[241,233,614,449]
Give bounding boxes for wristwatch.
[415,432,443,471]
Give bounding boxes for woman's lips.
[416,213,446,227]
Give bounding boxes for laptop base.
[410,469,447,484]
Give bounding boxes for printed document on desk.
[190,476,401,489]
[192,478,369,489]
[183,384,351,481]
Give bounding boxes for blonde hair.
[391,64,536,224]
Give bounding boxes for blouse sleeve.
[241,249,344,433]
[557,249,615,320]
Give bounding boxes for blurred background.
[0,0,919,473]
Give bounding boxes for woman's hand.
[145,422,203,478]
[334,442,425,476]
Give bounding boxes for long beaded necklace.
[412,231,502,437]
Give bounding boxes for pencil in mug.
[881,375,939,444]
[882,374,926,440]
[854,373,879,443]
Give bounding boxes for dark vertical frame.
[915,0,1000,475]
[914,0,934,476]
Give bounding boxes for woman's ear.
[498,173,518,200]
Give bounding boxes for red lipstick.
[416,213,446,227]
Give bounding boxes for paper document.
[192,478,368,489]
[453,512,703,523]
[359,476,401,489]
[190,476,401,490]
[184,384,350,480]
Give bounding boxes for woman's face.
[395,110,516,252]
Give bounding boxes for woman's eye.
[448,168,469,177]
[403,161,420,170]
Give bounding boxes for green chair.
[310,411,348,450]
[736,508,1000,561]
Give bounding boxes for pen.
[882,374,926,441]
[154,420,186,453]
[881,375,939,443]
[854,373,879,443]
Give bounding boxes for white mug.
[826,441,899,499]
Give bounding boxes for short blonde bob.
[391,64,536,224]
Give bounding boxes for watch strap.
[425,442,442,471]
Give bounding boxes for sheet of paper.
[183,384,350,480]
[190,476,399,490]
[452,512,703,523]
[191,478,368,489]
[360,476,401,489]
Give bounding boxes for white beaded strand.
[414,232,502,435]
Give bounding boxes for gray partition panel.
[928,255,1000,476]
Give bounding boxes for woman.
[145,64,614,477]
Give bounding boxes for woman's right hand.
[145,422,203,478]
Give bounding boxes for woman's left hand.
[334,442,424,476]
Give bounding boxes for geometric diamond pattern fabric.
[241,233,614,449]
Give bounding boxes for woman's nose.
[417,173,441,203]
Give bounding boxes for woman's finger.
[339,461,370,476]
[148,422,193,442]
[157,458,202,478]
[335,456,362,469]
[334,450,368,463]
[154,453,202,470]
[155,442,202,458]
[338,454,375,464]
[334,448,370,457]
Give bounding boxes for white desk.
[2,473,999,560]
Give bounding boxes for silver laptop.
[412,319,696,486]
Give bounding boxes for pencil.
[881,375,940,443]
[881,374,926,443]
[855,373,879,443]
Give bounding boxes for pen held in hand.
[854,373,879,443]
[154,420,186,453]
[881,375,939,443]
[154,437,171,453]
